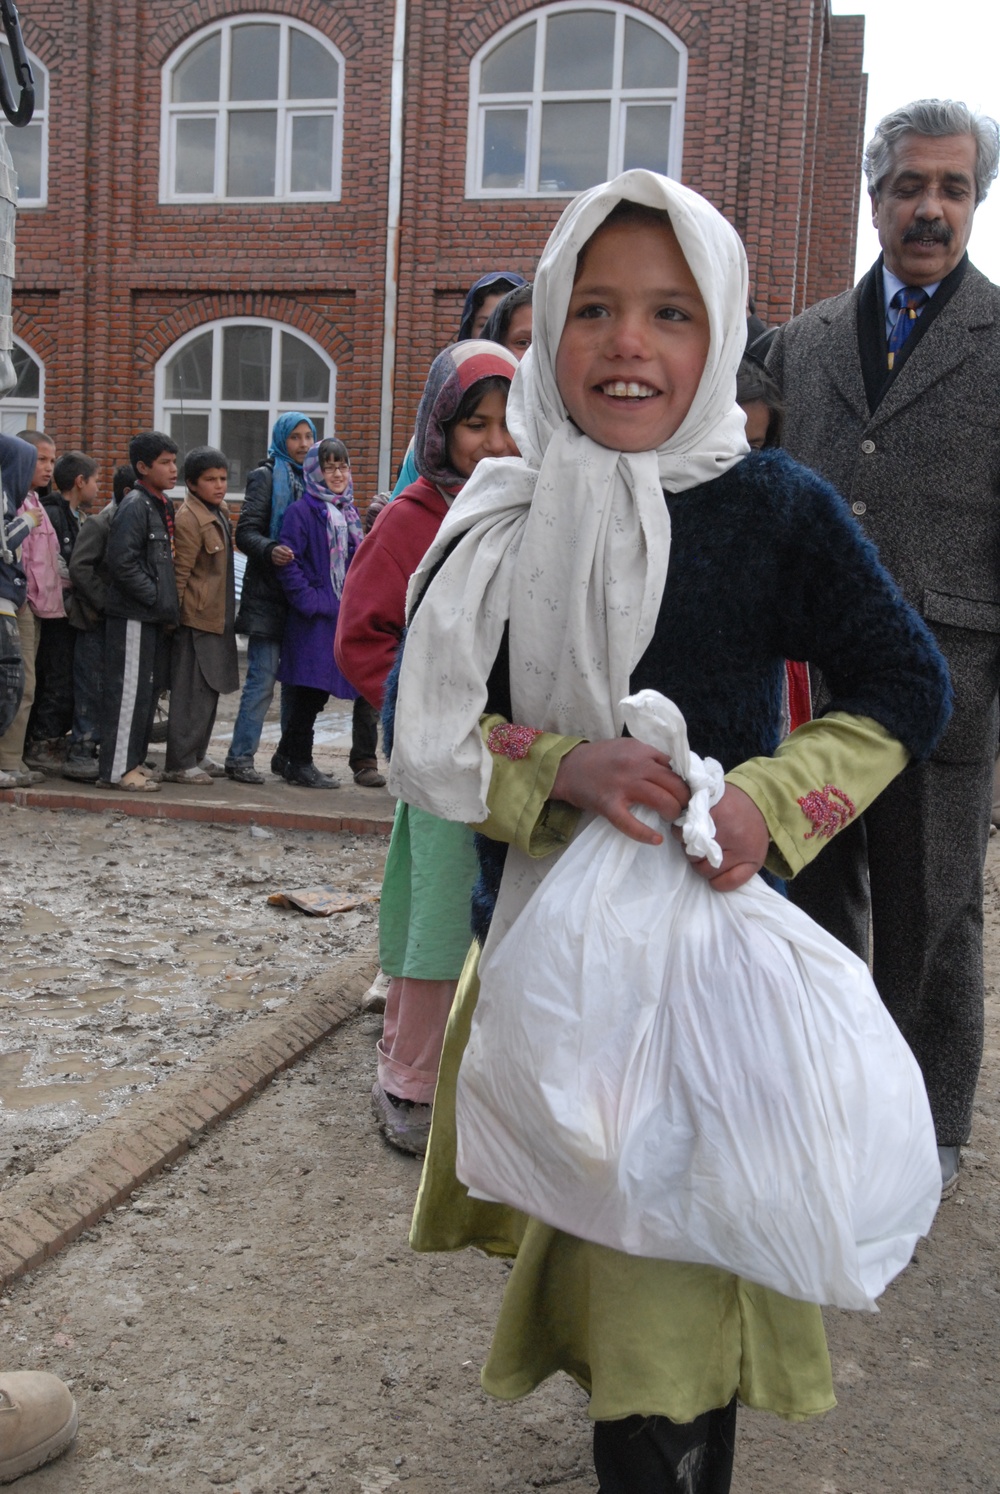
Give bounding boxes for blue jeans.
[68,624,104,758]
[226,636,289,767]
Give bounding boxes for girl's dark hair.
[482,283,533,347]
[444,375,510,432]
[736,356,784,448]
[318,437,350,466]
[184,445,229,484]
[53,451,97,491]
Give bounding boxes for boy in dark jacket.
[98,432,179,791]
[62,463,133,781]
[25,451,99,771]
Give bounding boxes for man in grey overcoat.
[768,99,1000,1196]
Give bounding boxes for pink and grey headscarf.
[302,442,364,598]
[413,341,519,495]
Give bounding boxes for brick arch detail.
[11,311,58,369]
[459,0,704,61]
[136,296,353,369]
[146,0,363,68]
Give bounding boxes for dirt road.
[0,818,998,1491]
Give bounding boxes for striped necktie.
[887,285,929,370]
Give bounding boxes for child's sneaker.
[163,765,213,784]
[23,739,65,775]
[371,1081,431,1157]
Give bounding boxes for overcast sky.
[832,0,1000,283]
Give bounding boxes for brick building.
[1,0,865,502]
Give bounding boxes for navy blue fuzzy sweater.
[469,450,951,942]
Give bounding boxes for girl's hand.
[271,545,294,567]
[674,783,769,892]
[551,739,690,845]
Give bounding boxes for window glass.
[280,332,330,404]
[166,332,212,400]
[157,323,335,494]
[222,324,272,402]
[622,104,672,173]
[483,110,528,189]
[227,111,277,197]
[11,343,39,399]
[289,31,339,99]
[543,12,615,91]
[290,115,334,193]
[623,18,679,89]
[220,409,271,491]
[175,118,216,194]
[171,33,220,103]
[229,24,280,103]
[540,100,610,190]
[169,412,210,453]
[481,24,536,94]
[470,7,684,197]
[6,125,41,200]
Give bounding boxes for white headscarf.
[389,170,750,824]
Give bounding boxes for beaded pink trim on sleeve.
[797,784,856,841]
[487,723,544,761]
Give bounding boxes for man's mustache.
[902,219,953,245]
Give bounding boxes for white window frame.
[0,335,45,433]
[153,317,337,494]
[466,2,686,199]
[159,16,344,204]
[0,43,48,208]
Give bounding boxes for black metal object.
[0,0,33,128]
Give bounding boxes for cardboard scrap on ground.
[266,885,381,917]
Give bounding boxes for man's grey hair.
[864,99,1000,205]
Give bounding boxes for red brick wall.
[10,0,865,501]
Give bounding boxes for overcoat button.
[861,439,876,454]
[852,500,867,516]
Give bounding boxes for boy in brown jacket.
[164,447,239,784]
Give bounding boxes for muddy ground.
[0,809,998,1489]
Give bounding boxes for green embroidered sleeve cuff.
[725,711,910,880]
[470,714,585,857]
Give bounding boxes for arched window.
[154,319,335,494]
[0,337,44,434]
[161,17,344,203]
[0,42,48,206]
[467,3,686,198]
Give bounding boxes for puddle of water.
[19,905,68,934]
[4,965,80,990]
[2,1070,152,1114]
[209,987,263,1011]
[4,985,126,1014]
[124,998,162,1015]
[0,1052,29,1087]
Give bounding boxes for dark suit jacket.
[768,258,1000,763]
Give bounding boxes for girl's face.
[740,399,771,451]
[446,387,518,479]
[285,422,314,464]
[555,220,710,453]
[472,292,505,338]
[504,303,533,359]
[321,454,351,494]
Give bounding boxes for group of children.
[0,423,380,794]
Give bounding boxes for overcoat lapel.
[815,291,870,422]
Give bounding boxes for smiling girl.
[390,173,951,1492]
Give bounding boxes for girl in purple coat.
[274,438,363,788]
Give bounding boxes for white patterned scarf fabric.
[389,169,750,827]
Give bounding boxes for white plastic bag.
[456,690,940,1310]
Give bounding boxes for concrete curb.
[0,955,375,1289]
[0,785,393,837]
